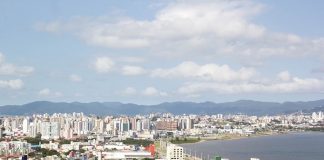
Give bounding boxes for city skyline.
[1,0,324,105]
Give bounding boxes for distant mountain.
[0,99,324,116]
[303,106,324,113]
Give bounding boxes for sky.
[1,0,324,105]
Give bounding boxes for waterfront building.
[166,144,184,160]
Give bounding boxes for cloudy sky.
[1,0,324,105]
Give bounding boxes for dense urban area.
[0,111,323,160]
[2,0,324,159]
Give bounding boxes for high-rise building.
[28,122,37,137]
[22,117,30,134]
[40,121,60,140]
[0,128,2,139]
[166,144,184,160]
[129,118,137,131]
[142,119,150,130]
[179,118,193,130]
[136,120,142,131]
[121,118,130,132]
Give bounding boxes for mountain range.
[0,99,324,116]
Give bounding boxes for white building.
[41,141,59,150]
[22,117,29,134]
[166,144,184,160]
[61,142,80,152]
[40,121,60,140]
[28,122,38,137]
[0,128,2,139]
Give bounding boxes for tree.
[122,138,153,147]
[36,133,42,139]
[79,149,86,153]
[59,139,71,144]
[33,148,60,157]
[151,116,158,121]
[28,152,36,157]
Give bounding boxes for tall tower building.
[22,117,30,134]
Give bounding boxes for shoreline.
[178,131,324,160]
[181,130,324,145]
[156,131,323,159]
[157,131,322,159]
[179,131,289,145]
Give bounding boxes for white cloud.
[142,86,168,96]
[69,74,82,82]
[121,65,146,76]
[40,0,264,48]
[148,64,324,96]
[36,0,324,61]
[143,87,158,96]
[38,88,51,96]
[0,79,24,90]
[0,52,34,76]
[94,57,115,73]
[151,61,255,82]
[38,88,62,97]
[121,87,137,95]
[93,57,146,76]
[178,77,324,95]
[277,71,291,82]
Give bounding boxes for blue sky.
[1,0,324,105]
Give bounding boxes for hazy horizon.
[2,98,324,107]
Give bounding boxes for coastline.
[180,131,289,145]
[156,132,323,159]
[178,131,324,160]
[180,131,324,145]
[156,131,321,159]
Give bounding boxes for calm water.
[180,132,324,160]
